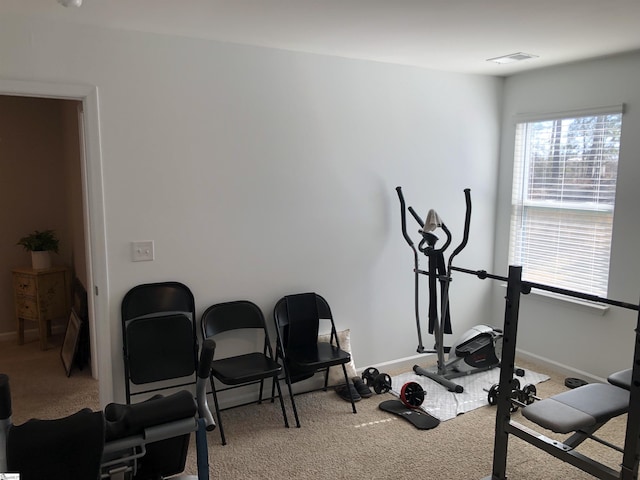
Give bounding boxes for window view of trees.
[524,114,621,207]
[510,112,622,296]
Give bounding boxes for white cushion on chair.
[318,329,357,386]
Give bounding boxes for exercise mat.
[390,367,549,422]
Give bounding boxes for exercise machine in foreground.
[0,338,216,480]
[396,187,504,393]
[481,265,640,480]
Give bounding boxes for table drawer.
[13,275,36,296]
[15,295,38,320]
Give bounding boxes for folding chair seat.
[121,282,198,404]
[201,300,289,445]
[273,292,357,427]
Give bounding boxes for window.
[509,106,623,297]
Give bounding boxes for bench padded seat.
[608,368,631,390]
[522,383,629,434]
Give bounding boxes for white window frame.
[508,105,624,300]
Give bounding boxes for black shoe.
[352,377,373,398]
[335,383,361,402]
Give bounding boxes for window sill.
[500,283,610,316]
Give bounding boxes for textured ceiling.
[3,0,640,76]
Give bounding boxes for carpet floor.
[1,335,630,479]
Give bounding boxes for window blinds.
[509,109,623,297]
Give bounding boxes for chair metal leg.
[258,378,265,405]
[281,367,301,428]
[341,364,357,414]
[273,376,290,428]
[209,376,226,445]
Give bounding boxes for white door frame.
[0,78,113,406]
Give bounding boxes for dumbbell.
[486,380,539,413]
[486,382,520,413]
[519,383,539,405]
[361,367,392,394]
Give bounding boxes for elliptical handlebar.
[447,188,471,272]
[436,224,452,253]
[196,338,216,431]
[395,187,415,247]
[396,186,425,352]
[408,206,424,228]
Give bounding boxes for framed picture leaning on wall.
[61,309,82,377]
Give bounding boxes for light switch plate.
[132,241,154,262]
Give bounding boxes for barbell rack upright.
[481,265,640,480]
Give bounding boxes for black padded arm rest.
[0,373,11,420]
[7,408,104,480]
[104,390,196,441]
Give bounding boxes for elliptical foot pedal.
[378,400,440,430]
[455,333,491,357]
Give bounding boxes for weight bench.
[488,368,633,480]
[482,265,640,480]
[521,381,629,450]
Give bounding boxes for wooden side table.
[12,266,71,350]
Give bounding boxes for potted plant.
[17,229,60,270]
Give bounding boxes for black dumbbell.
[486,378,522,413]
[520,383,539,405]
[361,367,392,394]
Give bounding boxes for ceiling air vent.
[487,52,538,64]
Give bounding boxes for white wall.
[493,52,640,381]
[0,15,502,403]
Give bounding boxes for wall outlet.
[132,241,154,262]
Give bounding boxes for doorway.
[0,78,112,406]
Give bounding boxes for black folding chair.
[273,292,357,427]
[201,300,289,444]
[121,281,198,404]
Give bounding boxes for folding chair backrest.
[126,313,196,384]
[283,293,320,351]
[201,300,268,338]
[121,282,197,403]
[122,282,195,321]
[274,293,335,351]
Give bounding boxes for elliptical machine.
[396,186,502,393]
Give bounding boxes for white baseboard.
[0,331,15,342]
[358,349,606,385]
[356,353,436,376]
[0,324,67,343]
[216,349,603,410]
[214,376,330,411]
[514,348,606,384]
